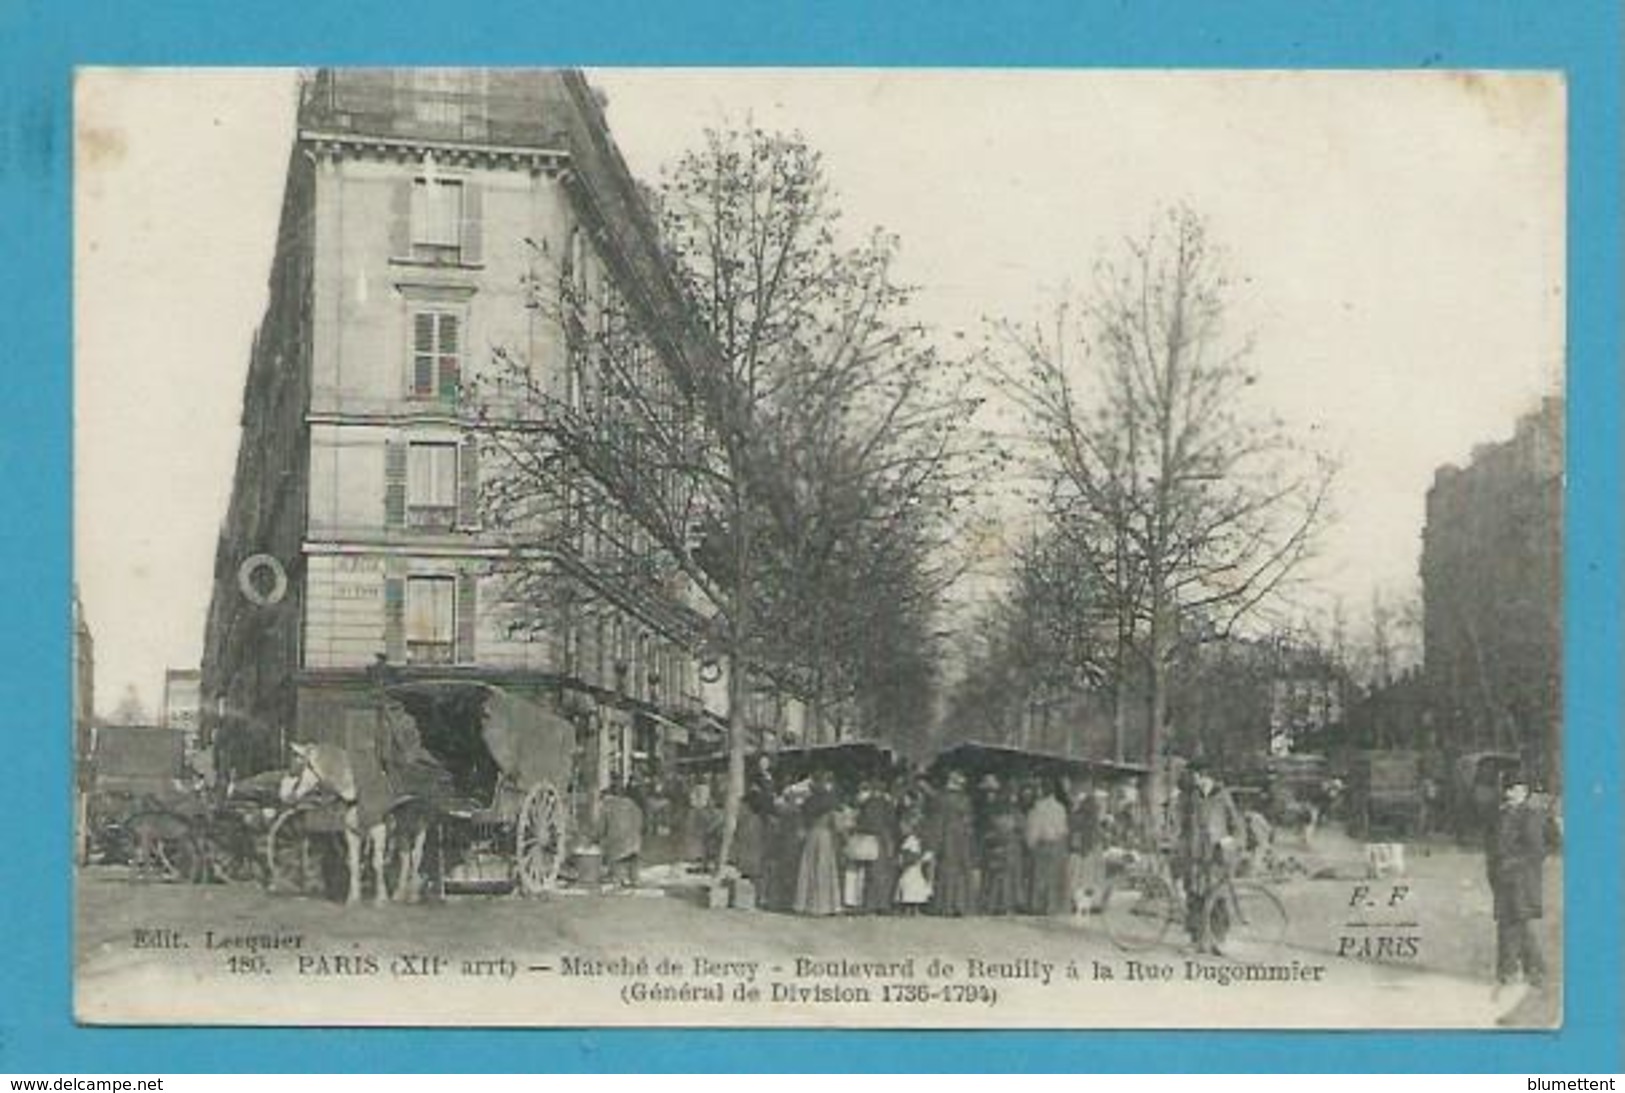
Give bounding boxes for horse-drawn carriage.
[265,681,577,902]
[82,723,267,885]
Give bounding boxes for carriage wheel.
[1101,870,1179,952]
[515,783,567,895]
[266,806,318,894]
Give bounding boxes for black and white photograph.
[73,67,1564,1028]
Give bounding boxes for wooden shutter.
[455,571,477,664]
[438,314,461,400]
[384,577,406,664]
[457,435,480,529]
[459,180,483,265]
[389,178,412,259]
[384,439,407,528]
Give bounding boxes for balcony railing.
[406,641,455,666]
[407,505,458,532]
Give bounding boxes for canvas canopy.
[91,725,186,789]
[383,680,577,791]
[479,686,576,789]
[680,741,898,785]
[930,741,1149,784]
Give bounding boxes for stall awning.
[930,741,1150,781]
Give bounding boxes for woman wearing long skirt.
[679,777,708,867]
[980,789,1027,915]
[927,770,978,916]
[855,782,899,914]
[764,783,807,913]
[742,759,777,888]
[1067,782,1106,913]
[794,773,843,916]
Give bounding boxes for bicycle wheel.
[1205,881,1287,963]
[1101,871,1179,951]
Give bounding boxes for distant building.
[73,586,95,751]
[1420,396,1562,787]
[201,70,750,788]
[1267,672,1344,753]
[162,668,203,758]
[73,587,96,862]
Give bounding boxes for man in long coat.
[600,781,645,888]
[1487,777,1548,995]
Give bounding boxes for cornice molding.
[300,129,570,174]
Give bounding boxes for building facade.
[74,586,95,751]
[162,668,203,763]
[1420,395,1563,788]
[201,70,726,790]
[73,587,96,862]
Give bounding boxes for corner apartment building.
[1420,395,1563,787]
[201,70,720,789]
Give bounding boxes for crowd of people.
[597,758,1149,918]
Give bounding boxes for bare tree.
[994,207,1335,821]
[479,124,986,874]
[111,684,150,726]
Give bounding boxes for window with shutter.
[407,442,458,530]
[410,177,463,263]
[405,576,456,665]
[410,310,462,401]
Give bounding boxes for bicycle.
[1201,862,1288,963]
[1100,843,1288,963]
[1099,844,1183,951]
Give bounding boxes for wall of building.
[206,69,722,781]
[1421,396,1563,787]
[199,145,317,777]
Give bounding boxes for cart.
[1345,749,1426,838]
[390,681,577,897]
[83,724,202,881]
[258,682,578,899]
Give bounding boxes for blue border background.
[2,0,1618,1073]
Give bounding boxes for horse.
[280,742,430,906]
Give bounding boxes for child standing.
[895,827,933,914]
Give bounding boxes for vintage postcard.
[74,67,1564,1028]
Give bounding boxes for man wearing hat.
[1486,773,1548,1005]
[1176,757,1246,952]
